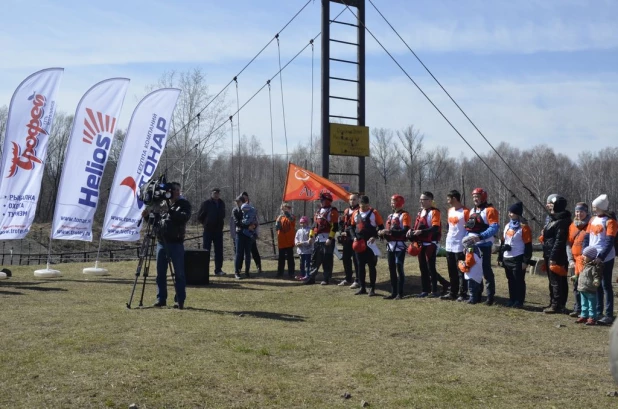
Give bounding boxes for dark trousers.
[235,235,253,274]
[357,247,377,290]
[597,258,615,318]
[503,255,526,304]
[418,243,448,293]
[202,230,223,273]
[572,279,581,313]
[341,238,359,283]
[479,245,495,299]
[446,251,464,297]
[548,270,568,309]
[277,246,295,276]
[251,240,261,269]
[468,279,482,303]
[387,250,405,296]
[544,256,553,306]
[309,241,335,282]
[156,242,186,304]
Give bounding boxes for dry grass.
[0,255,616,409]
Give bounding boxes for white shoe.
[338,280,352,286]
[349,282,360,289]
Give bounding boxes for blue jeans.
[203,230,223,273]
[468,279,482,303]
[479,245,495,299]
[156,242,186,304]
[299,254,311,276]
[581,291,598,320]
[597,258,615,318]
[235,234,253,274]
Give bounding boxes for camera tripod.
[126,206,177,309]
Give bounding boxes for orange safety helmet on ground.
[471,187,487,203]
[352,238,367,253]
[391,194,405,208]
[407,242,421,256]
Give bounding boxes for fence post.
[110,250,113,262]
[270,226,277,256]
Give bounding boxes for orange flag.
[282,162,350,202]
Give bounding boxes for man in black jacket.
[542,195,572,314]
[197,188,226,276]
[145,182,192,309]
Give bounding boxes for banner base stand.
[34,269,62,278]
[0,272,7,280]
[83,267,109,276]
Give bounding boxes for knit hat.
[582,246,598,260]
[592,194,609,211]
[574,202,588,213]
[508,202,523,216]
[551,195,567,213]
[299,216,309,224]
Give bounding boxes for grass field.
[0,256,617,409]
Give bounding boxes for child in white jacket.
[295,216,313,280]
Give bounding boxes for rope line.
[309,39,315,170]
[164,0,314,149]
[367,0,548,215]
[234,77,241,193]
[276,34,290,161]
[163,8,349,173]
[339,1,543,226]
[268,80,276,215]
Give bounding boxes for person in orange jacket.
[349,195,384,296]
[566,202,590,317]
[276,202,296,278]
[303,192,339,285]
[408,191,449,297]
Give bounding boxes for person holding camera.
[144,182,192,309]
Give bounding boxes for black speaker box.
[184,249,210,285]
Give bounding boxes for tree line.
[1,68,616,240]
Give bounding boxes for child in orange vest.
[276,202,296,278]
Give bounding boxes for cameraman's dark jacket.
[197,198,226,232]
[542,210,572,266]
[158,198,192,244]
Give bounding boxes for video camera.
[138,174,173,208]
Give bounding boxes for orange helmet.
[471,188,487,203]
[407,242,421,256]
[391,194,405,208]
[352,239,366,253]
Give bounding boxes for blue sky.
[1,0,617,159]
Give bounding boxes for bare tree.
[396,125,425,197]
[151,68,230,201]
[0,105,8,158]
[37,112,74,221]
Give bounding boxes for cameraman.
[143,182,192,309]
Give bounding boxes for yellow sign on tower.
[329,123,370,157]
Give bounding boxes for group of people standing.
[195,186,616,326]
